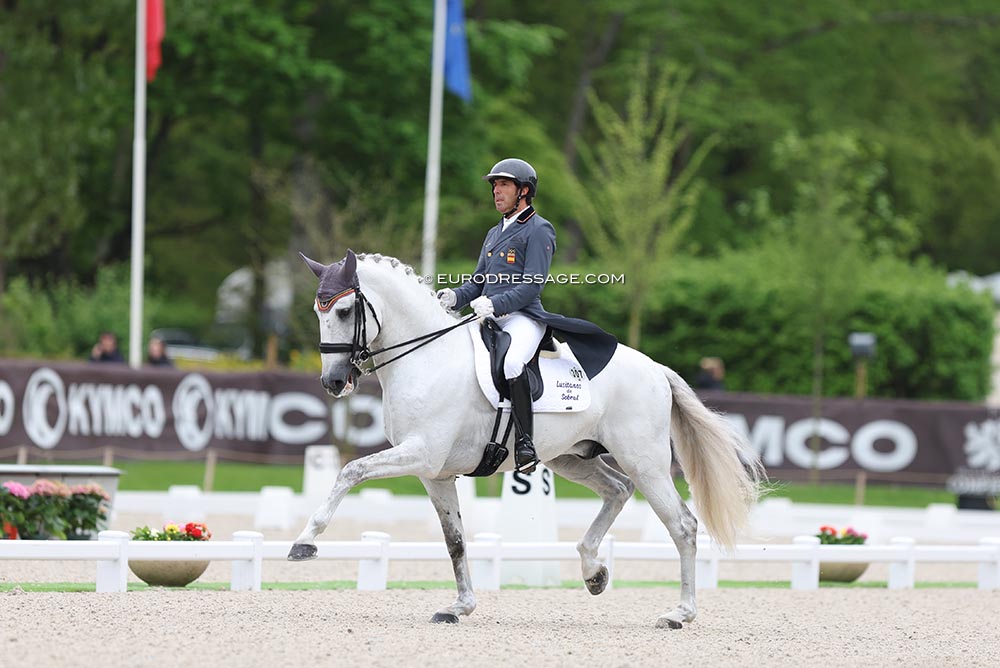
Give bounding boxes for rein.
[318,283,476,375]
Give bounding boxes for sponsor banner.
[700,391,1000,488]
[2,360,1000,489]
[0,360,386,458]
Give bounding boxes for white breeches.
[497,312,546,379]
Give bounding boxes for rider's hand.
[436,288,456,309]
[471,296,495,320]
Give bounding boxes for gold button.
[487,252,492,257]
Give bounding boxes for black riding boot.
[508,371,539,474]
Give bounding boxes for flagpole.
[129,0,147,369]
[421,0,447,283]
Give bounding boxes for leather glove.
[436,288,456,309]
[471,295,495,320]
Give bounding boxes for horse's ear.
[343,249,357,277]
[299,252,327,279]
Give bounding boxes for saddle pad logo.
[506,248,516,264]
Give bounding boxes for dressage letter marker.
[499,464,560,586]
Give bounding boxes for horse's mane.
[355,253,437,298]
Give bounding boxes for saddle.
[478,317,551,402]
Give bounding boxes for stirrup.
[514,442,539,474]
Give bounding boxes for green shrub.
[542,251,994,401]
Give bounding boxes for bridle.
[316,278,475,376]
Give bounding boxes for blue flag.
[444,0,472,102]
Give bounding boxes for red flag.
[146,0,165,82]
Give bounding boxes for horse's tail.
[662,365,766,550]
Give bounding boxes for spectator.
[146,335,174,368]
[89,331,125,364]
[694,356,726,391]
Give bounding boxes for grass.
[0,580,978,593]
[45,459,964,508]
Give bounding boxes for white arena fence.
[2,531,999,593]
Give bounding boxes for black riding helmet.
[482,158,537,201]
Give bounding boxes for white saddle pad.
[467,322,591,412]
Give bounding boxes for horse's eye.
[336,307,352,319]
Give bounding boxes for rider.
[437,158,555,474]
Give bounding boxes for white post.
[231,531,264,592]
[695,533,719,590]
[498,465,559,586]
[302,445,341,501]
[978,537,1000,590]
[471,532,502,591]
[791,535,820,590]
[357,531,391,591]
[254,486,296,530]
[888,537,915,590]
[96,530,130,593]
[128,0,147,369]
[165,484,205,523]
[421,0,447,280]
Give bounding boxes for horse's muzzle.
[321,367,357,398]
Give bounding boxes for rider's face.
[492,178,524,213]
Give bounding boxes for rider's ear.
[299,252,327,278]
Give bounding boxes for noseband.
[317,279,475,376]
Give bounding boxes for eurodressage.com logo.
[432,272,626,286]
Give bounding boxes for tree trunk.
[808,325,825,484]
[248,118,268,359]
[627,293,644,350]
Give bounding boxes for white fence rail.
[3,531,1000,593]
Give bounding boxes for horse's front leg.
[287,443,425,560]
[421,476,476,624]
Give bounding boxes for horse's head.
[301,249,366,398]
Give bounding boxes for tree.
[570,59,717,349]
[750,131,910,477]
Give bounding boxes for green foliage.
[543,251,994,401]
[0,264,211,360]
[570,59,717,348]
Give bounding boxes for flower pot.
[129,560,210,587]
[819,561,868,583]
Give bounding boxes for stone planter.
[819,561,868,583]
[129,560,210,587]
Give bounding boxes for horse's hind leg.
[546,453,635,595]
[288,442,424,560]
[421,476,476,624]
[624,466,699,629]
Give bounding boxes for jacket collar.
[488,206,535,250]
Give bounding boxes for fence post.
[203,448,218,492]
[102,446,115,467]
[357,531,390,590]
[231,531,264,592]
[696,533,719,590]
[791,535,820,590]
[471,532,502,591]
[16,445,28,465]
[978,537,1000,590]
[888,537,915,589]
[96,530,130,593]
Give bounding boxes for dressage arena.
[3,513,999,667]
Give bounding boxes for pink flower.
[29,479,72,497]
[2,481,30,500]
[70,483,110,500]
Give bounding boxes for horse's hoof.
[430,612,460,624]
[656,617,683,630]
[287,543,318,561]
[584,566,609,595]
